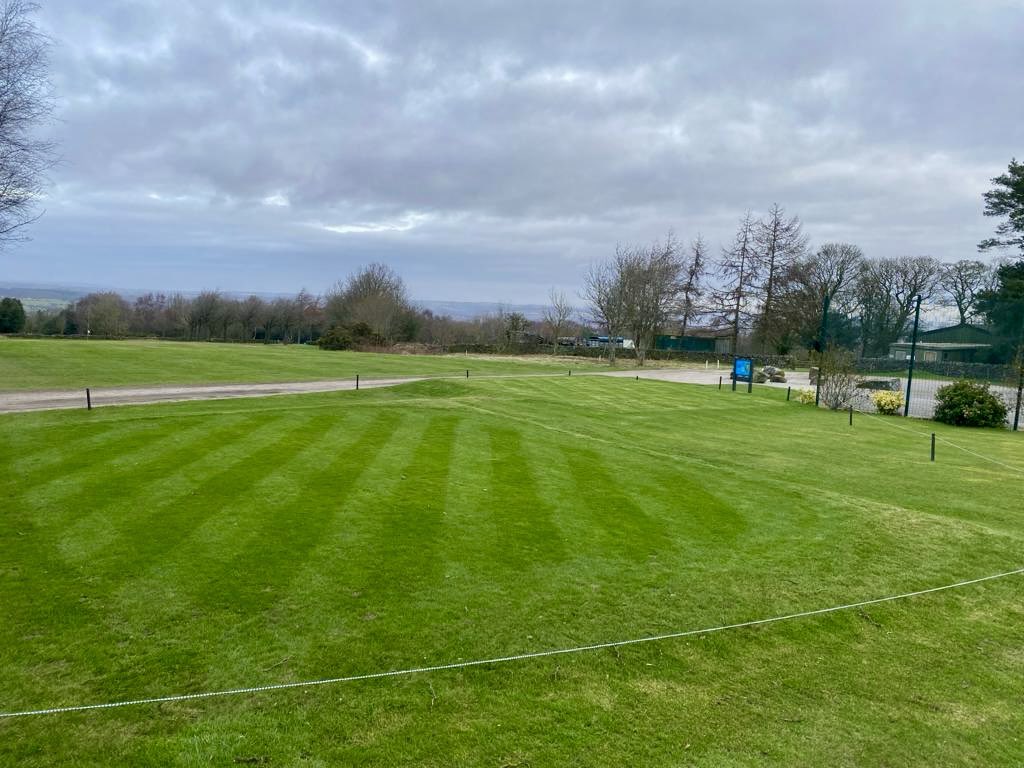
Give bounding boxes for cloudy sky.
[4,0,1022,302]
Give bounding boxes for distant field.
[0,337,613,390]
[2,377,1022,765]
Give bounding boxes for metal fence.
[852,358,1023,429]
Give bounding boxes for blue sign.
[734,358,752,381]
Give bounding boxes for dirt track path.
[0,368,811,414]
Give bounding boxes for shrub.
[317,321,384,350]
[816,347,859,410]
[317,325,354,350]
[933,380,1008,428]
[796,388,816,405]
[871,390,904,415]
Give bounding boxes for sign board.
[733,357,752,381]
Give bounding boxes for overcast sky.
[3,0,1022,302]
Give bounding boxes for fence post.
[719,376,723,390]
[849,405,853,426]
[931,433,936,461]
[1014,365,1023,432]
[903,295,922,417]
[356,374,359,391]
[786,386,791,401]
[86,388,92,410]
[466,369,469,379]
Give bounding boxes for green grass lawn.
[0,337,611,390]
[2,378,1023,765]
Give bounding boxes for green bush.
[933,380,1008,428]
[317,325,354,350]
[872,390,904,415]
[317,322,384,350]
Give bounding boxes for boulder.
[856,378,901,392]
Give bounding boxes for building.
[655,327,733,354]
[888,323,998,363]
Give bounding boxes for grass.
[1,377,1023,765]
[0,337,617,390]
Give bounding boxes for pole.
[719,376,723,390]
[931,433,936,462]
[786,386,791,401]
[1014,364,1023,432]
[356,374,359,391]
[814,294,831,407]
[747,372,752,394]
[903,295,922,418]
[466,369,469,379]
[849,405,853,426]
[86,388,92,410]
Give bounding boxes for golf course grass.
[0,337,610,390]
[2,377,1023,765]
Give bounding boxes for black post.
[747,373,752,393]
[568,369,572,377]
[86,388,92,410]
[903,295,923,418]
[1014,365,1023,432]
[732,375,736,392]
[931,433,936,462]
[786,386,791,401]
[849,405,853,426]
[719,376,723,390]
[814,294,831,408]
[356,374,359,391]
[466,369,469,379]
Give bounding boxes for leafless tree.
[542,287,573,354]
[709,212,760,354]
[620,233,684,365]
[753,204,808,351]
[582,253,629,365]
[855,256,940,356]
[677,234,708,337]
[325,262,413,342]
[0,1,55,244]
[938,259,991,325]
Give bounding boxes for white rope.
[2,566,1021,719]
[854,406,1024,477]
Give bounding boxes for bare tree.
[677,234,708,337]
[0,1,55,244]
[542,287,573,355]
[754,204,808,351]
[620,233,684,365]
[325,263,413,343]
[709,212,760,354]
[582,254,629,365]
[855,256,940,356]
[939,259,991,324]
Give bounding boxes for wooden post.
[786,386,791,401]
[356,374,359,391]
[931,433,936,462]
[86,388,92,410]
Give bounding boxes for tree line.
[582,207,1012,365]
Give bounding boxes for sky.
[2,0,1022,303]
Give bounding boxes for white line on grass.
[2,566,1021,719]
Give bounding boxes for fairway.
[2,377,1023,766]
[0,337,604,390]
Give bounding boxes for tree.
[0,295,25,331]
[542,287,573,354]
[976,259,1024,362]
[325,263,414,343]
[753,204,807,352]
[0,1,55,244]
[582,255,629,365]
[74,292,129,336]
[939,259,991,324]
[855,256,940,356]
[620,234,684,365]
[772,243,864,352]
[708,212,760,354]
[677,234,708,338]
[978,158,1024,256]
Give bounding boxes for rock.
[856,378,901,391]
[770,373,787,383]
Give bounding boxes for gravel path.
[0,367,818,414]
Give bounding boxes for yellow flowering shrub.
[872,390,903,415]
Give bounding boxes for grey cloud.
[4,0,1021,301]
